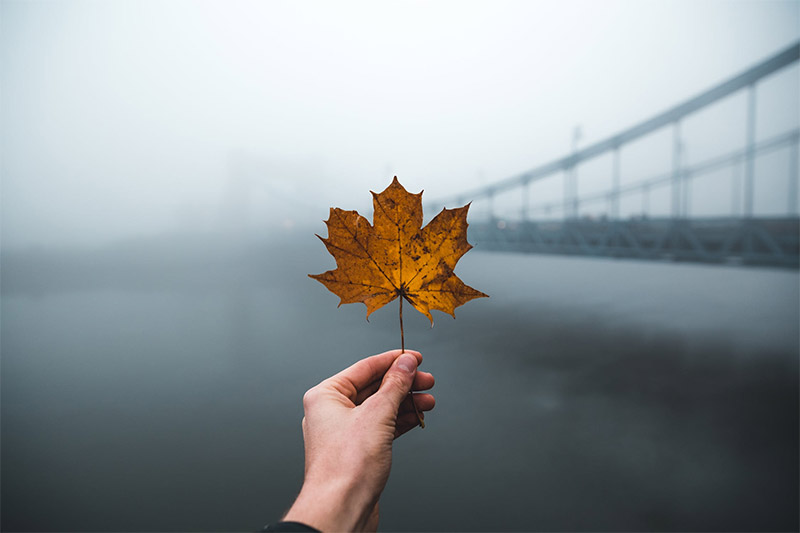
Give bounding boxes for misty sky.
[2,0,799,247]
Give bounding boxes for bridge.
[436,42,800,269]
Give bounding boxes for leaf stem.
[399,293,404,353]
[399,296,424,429]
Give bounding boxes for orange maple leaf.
[310,176,488,324]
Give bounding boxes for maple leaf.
[309,176,488,324]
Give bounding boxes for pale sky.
[2,0,799,246]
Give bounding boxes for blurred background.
[1,1,798,531]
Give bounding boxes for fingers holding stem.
[396,392,434,438]
[399,296,425,429]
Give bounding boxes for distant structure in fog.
[223,154,254,231]
[221,152,323,233]
[438,42,800,269]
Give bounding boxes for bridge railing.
[517,128,799,221]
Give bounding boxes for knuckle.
[302,387,320,410]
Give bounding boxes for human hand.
[282,349,435,532]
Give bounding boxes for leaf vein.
[332,209,398,291]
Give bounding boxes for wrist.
[284,476,375,532]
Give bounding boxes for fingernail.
[397,353,417,374]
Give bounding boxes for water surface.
[2,235,798,531]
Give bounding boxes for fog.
[2,2,799,532]
[2,1,799,246]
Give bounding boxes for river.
[2,232,798,531]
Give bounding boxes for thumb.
[373,352,418,414]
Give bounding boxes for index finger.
[329,349,422,401]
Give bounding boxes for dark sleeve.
[262,521,320,532]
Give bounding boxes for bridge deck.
[470,217,800,269]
